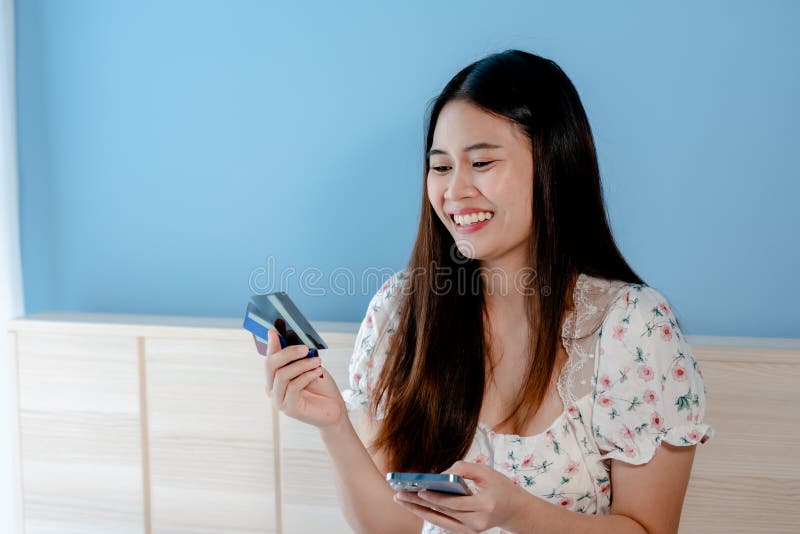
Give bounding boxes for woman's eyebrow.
[427,142,503,159]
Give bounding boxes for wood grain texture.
[8,314,800,534]
[15,331,146,534]
[8,331,25,534]
[145,335,276,534]
[677,347,800,533]
[278,346,359,533]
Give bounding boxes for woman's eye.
[431,161,494,173]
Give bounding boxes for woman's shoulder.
[597,279,681,344]
[341,268,409,418]
[562,273,643,340]
[590,278,713,464]
[371,268,410,308]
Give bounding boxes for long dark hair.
[370,50,646,473]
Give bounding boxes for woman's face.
[427,99,534,264]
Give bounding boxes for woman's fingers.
[265,343,312,395]
[266,329,282,356]
[271,356,322,407]
[416,490,480,512]
[393,495,472,533]
[283,366,326,408]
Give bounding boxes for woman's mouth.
[450,211,494,234]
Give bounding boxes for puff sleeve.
[340,270,406,420]
[591,284,714,465]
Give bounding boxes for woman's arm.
[502,443,696,534]
[263,327,421,534]
[320,411,424,534]
[397,442,695,533]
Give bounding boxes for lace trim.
[557,273,631,409]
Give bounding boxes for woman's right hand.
[264,329,347,429]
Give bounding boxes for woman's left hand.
[393,460,531,533]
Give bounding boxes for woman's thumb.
[266,329,281,356]
[443,460,485,482]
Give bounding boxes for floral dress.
[341,269,713,533]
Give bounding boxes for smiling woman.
[265,49,713,534]
[426,100,533,251]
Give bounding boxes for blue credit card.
[243,302,274,343]
[242,299,319,358]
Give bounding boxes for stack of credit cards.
[243,292,327,358]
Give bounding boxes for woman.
[264,49,713,533]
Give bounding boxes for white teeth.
[453,211,494,226]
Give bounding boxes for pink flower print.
[624,446,637,459]
[620,426,634,439]
[650,412,664,429]
[567,405,579,417]
[501,461,511,470]
[512,475,520,486]
[600,483,611,495]
[366,314,373,326]
[687,429,702,441]
[637,365,655,382]
[625,291,631,305]
[660,325,673,341]
[643,390,657,404]
[564,461,580,475]
[687,413,694,422]
[353,373,362,385]
[473,453,489,465]
[521,454,534,468]
[672,366,688,382]
[613,325,626,340]
[597,395,614,408]
[599,375,613,389]
[558,496,574,507]
[546,429,554,439]
[365,358,374,369]
[658,303,670,315]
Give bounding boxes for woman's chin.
[451,239,490,262]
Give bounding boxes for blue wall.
[15,0,800,337]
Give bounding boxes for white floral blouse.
[341,269,713,533]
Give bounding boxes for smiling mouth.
[451,211,494,227]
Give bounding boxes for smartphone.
[386,473,472,496]
[243,292,327,357]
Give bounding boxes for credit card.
[242,293,324,358]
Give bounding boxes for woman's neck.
[479,249,530,324]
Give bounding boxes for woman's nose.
[444,166,478,200]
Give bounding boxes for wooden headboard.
[7,313,799,533]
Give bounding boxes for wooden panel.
[145,334,276,534]
[9,314,800,534]
[15,332,145,534]
[278,345,357,534]
[679,348,800,533]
